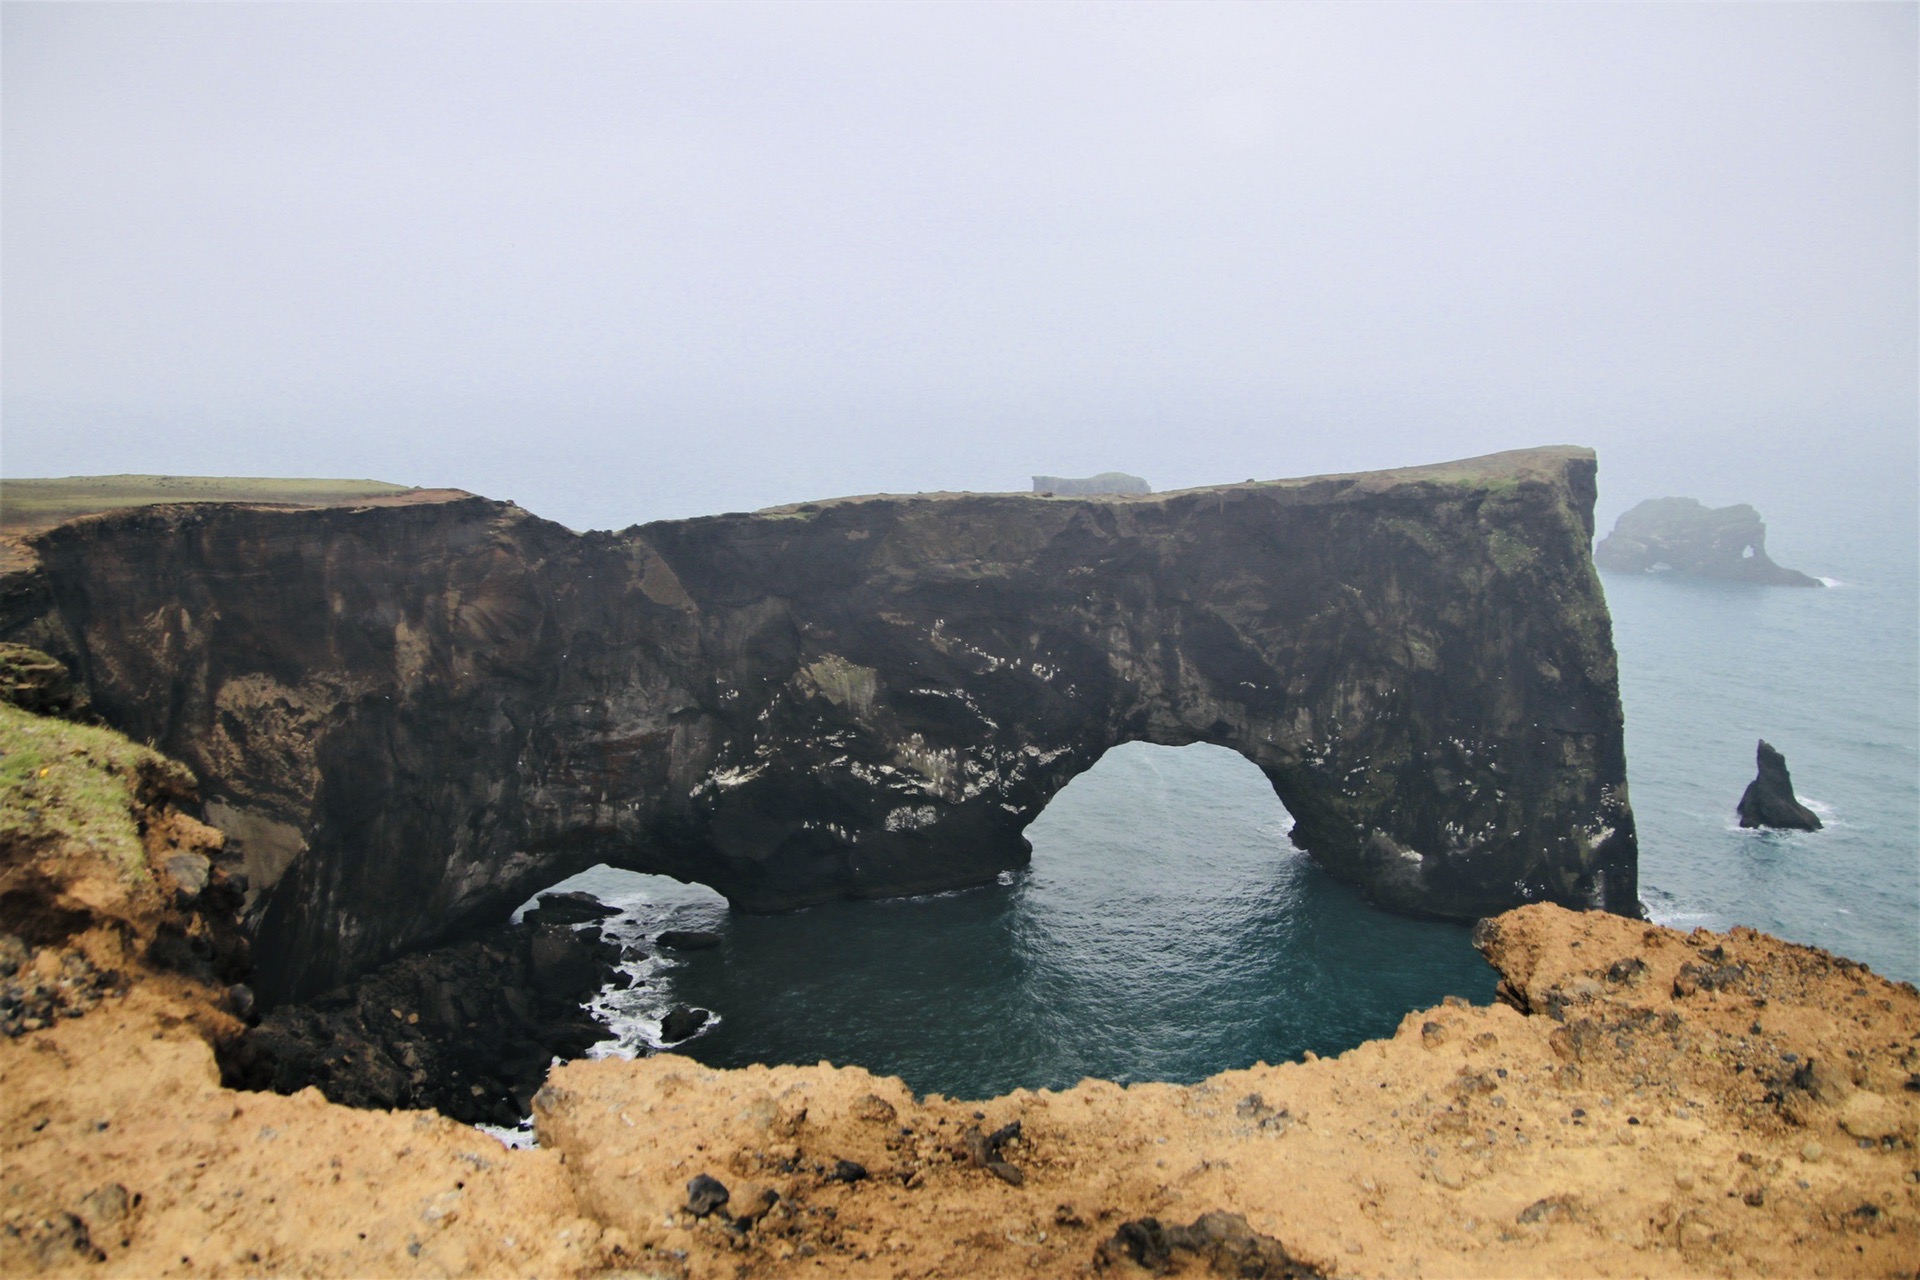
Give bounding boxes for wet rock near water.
[659,1005,711,1044]
[221,917,621,1126]
[1737,740,1822,831]
[520,891,620,929]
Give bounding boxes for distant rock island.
[1737,739,1823,831]
[1031,472,1150,495]
[1593,497,1820,586]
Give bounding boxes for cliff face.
[0,447,1637,1002]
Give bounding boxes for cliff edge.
[0,728,1910,1277]
[0,704,1910,1277]
[1,447,1636,1002]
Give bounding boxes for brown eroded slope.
[1,702,1915,1277]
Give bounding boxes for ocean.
[528,498,1919,1101]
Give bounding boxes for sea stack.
[1737,740,1822,831]
[1594,497,1821,586]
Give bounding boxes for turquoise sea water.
[561,743,1493,1100]
[538,500,1918,1100]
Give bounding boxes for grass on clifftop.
[0,475,416,536]
[0,703,170,887]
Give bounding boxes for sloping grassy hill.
[0,475,418,537]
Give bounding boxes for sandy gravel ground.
[2,901,1914,1278]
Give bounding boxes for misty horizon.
[3,3,1914,541]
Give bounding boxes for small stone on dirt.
[686,1174,729,1218]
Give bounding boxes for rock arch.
[6,448,1636,1001]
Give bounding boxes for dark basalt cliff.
[1594,496,1821,586]
[0,447,1637,1003]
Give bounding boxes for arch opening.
[601,741,1495,1099]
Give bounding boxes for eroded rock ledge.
[2,447,1636,1002]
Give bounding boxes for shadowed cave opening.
[529,742,1496,1100]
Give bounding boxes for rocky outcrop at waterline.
[220,911,623,1126]
[0,447,1638,1003]
[1594,497,1821,586]
[1737,740,1823,831]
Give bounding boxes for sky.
[3,1,1915,535]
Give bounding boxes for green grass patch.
[0,703,165,886]
[1487,528,1539,574]
[1,474,414,534]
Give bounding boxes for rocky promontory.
[1594,497,1821,586]
[0,448,1638,1004]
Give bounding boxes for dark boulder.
[660,1005,711,1043]
[527,923,610,995]
[1095,1211,1325,1278]
[1737,740,1822,831]
[521,891,620,929]
[685,1174,729,1218]
[657,929,721,951]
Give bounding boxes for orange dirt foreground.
[3,900,1915,1278]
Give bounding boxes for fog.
[3,2,1914,536]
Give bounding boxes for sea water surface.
[550,743,1492,1100]
[528,495,1918,1100]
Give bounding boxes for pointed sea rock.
[1737,740,1821,831]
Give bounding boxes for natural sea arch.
[545,742,1496,1098]
[7,447,1635,1001]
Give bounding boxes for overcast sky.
[4,2,1914,534]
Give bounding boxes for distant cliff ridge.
[1,447,1637,1003]
[1032,472,1151,495]
[1594,496,1820,586]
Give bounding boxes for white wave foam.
[1816,576,1844,588]
[1646,908,1718,931]
[474,1120,536,1149]
[1721,796,1840,834]
[506,867,730,1059]
[576,888,727,1059]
